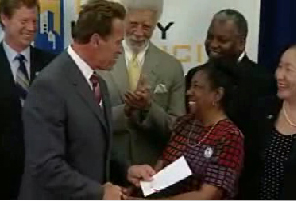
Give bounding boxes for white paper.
[140,156,192,197]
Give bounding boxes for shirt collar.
[3,39,30,62]
[67,45,94,82]
[122,40,149,61]
[238,51,246,62]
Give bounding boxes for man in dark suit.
[0,0,54,199]
[19,0,155,199]
[186,9,276,127]
[186,9,277,199]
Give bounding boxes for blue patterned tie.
[15,54,29,105]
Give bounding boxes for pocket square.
[153,84,168,94]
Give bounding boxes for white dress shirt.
[122,40,149,68]
[67,45,94,89]
[238,51,246,62]
[67,45,103,106]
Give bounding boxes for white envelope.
[140,156,192,197]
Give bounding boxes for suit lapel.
[141,43,161,91]
[98,77,112,134]
[0,43,19,96]
[0,43,16,84]
[30,46,41,84]
[64,53,108,131]
[0,44,40,85]
[259,98,283,156]
[110,43,161,98]
[110,54,129,97]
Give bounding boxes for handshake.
[102,165,155,200]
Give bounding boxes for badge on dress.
[204,147,214,158]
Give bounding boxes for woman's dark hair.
[194,58,239,116]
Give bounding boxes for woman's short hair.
[195,59,239,115]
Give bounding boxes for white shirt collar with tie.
[67,45,103,106]
[68,45,94,88]
[122,40,149,68]
[2,39,31,81]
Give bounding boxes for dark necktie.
[15,54,29,105]
[90,72,102,105]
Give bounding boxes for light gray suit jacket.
[97,43,186,166]
[19,52,128,199]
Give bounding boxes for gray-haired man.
[98,0,185,167]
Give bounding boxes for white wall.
[151,0,261,73]
[0,0,260,73]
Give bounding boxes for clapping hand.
[124,75,152,111]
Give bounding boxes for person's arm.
[112,104,133,132]
[154,160,166,173]
[109,148,131,186]
[131,61,186,136]
[162,129,244,200]
[23,79,104,199]
[153,118,186,173]
[166,184,222,200]
[0,111,24,199]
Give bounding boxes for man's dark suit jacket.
[0,43,55,199]
[238,96,296,199]
[19,51,128,199]
[185,55,277,131]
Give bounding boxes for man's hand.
[127,165,155,187]
[102,182,124,200]
[122,186,144,200]
[126,195,144,200]
[124,87,151,110]
[124,74,152,111]
[124,104,134,117]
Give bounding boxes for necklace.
[283,102,296,127]
[187,119,222,148]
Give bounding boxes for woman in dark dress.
[239,44,296,199]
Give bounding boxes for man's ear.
[90,33,101,47]
[1,14,9,27]
[238,37,246,52]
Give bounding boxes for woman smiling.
[239,44,296,200]
[152,60,244,200]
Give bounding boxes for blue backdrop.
[258,0,296,73]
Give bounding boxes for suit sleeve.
[129,59,186,137]
[23,78,103,199]
[112,104,135,133]
[109,148,130,186]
